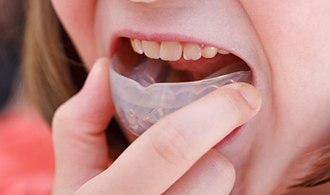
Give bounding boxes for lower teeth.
[110,56,251,135]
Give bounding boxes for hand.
[52,58,262,195]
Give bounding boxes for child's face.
[51,0,330,193]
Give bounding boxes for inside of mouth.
[115,38,251,85]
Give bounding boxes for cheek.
[241,0,330,137]
[51,0,98,69]
[241,0,330,99]
[240,0,330,67]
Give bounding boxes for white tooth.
[202,46,218,58]
[183,43,202,60]
[160,42,182,61]
[218,49,230,55]
[131,39,143,54]
[130,39,137,53]
[142,40,160,59]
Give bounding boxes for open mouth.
[110,36,252,135]
[115,37,251,83]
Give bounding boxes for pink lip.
[214,126,244,149]
[110,30,223,54]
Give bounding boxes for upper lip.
[110,30,250,62]
[97,0,269,88]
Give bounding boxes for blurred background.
[0,0,23,109]
[0,1,54,194]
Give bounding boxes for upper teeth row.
[130,39,230,61]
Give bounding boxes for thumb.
[52,58,114,194]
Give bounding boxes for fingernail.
[238,83,262,110]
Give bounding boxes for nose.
[130,0,157,2]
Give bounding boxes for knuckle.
[52,105,66,129]
[208,151,236,187]
[52,101,82,140]
[52,104,72,141]
[149,119,193,165]
[213,158,236,182]
[52,103,73,130]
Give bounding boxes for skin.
[51,0,330,194]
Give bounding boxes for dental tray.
[110,56,251,135]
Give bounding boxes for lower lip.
[214,125,243,148]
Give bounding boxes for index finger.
[79,83,261,194]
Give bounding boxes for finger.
[77,83,261,194]
[165,150,235,195]
[52,58,114,194]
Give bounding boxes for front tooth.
[130,39,143,54]
[160,42,182,61]
[183,43,202,60]
[202,46,218,58]
[218,49,230,55]
[142,40,160,59]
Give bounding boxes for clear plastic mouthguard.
[110,56,251,135]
